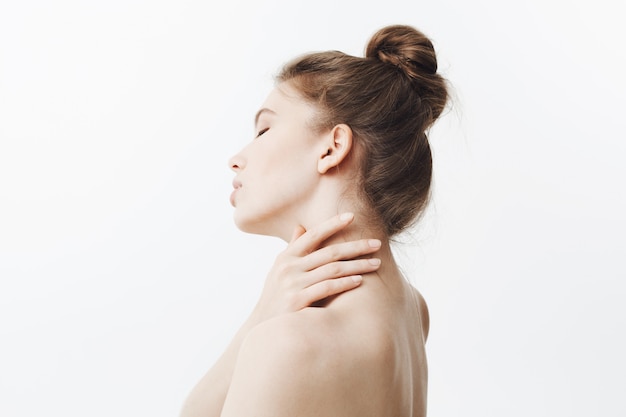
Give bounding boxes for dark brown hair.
[277,25,449,237]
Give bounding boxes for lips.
[230,179,242,207]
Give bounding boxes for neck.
[297,194,400,282]
[267,174,397,273]
[267,183,405,290]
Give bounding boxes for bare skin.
[180,82,430,416]
[180,215,429,417]
[180,214,391,417]
[220,232,429,417]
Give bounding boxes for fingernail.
[368,239,381,248]
[340,212,354,222]
[368,258,381,266]
[351,275,363,283]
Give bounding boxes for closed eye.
[256,127,269,138]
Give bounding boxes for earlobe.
[318,124,353,174]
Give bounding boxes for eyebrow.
[254,108,277,127]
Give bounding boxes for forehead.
[257,83,318,123]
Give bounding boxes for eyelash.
[256,127,269,138]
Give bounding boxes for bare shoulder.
[219,309,392,417]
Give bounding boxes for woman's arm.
[179,213,381,417]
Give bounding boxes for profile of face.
[228,83,329,239]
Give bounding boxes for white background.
[1,1,625,416]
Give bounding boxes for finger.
[302,258,381,287]
[299,275,363,305]
[302,238,381,271]
[290,212,354,256]
[289,225,307,243]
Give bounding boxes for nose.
[229,152,244,172]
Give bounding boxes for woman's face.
[228,83,325,238]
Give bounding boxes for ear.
[317,124,353,174]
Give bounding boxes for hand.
[250,213,382,324]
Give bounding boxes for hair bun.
[366,24,439,80]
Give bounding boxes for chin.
[232,211,254,233]
[233,210,270,235]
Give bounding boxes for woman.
[181,24,449,417]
